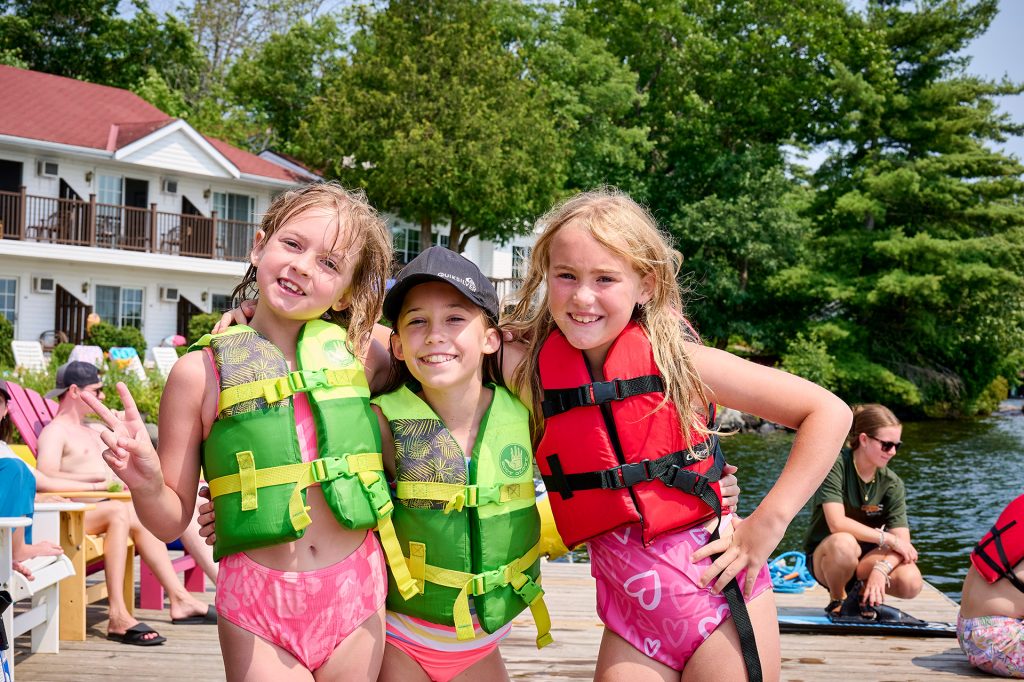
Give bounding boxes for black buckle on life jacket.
[603,460,653,489]
[665,465,709,497]
[589,380,621,405]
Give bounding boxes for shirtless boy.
[35,362,214,645]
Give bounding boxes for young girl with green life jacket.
[371,246,552,682]
[84,183,420,680]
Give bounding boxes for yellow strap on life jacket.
[208,452,384,533]
[395,481,536,514]
[404,541,552,648]
[217,367,367,413]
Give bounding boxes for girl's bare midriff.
[243,485,368,572]
[960,564,1024,619]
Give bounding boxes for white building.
[0,65,532,358]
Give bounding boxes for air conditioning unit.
[32,276,56,294]
[161,178,179,194]
[160,286,180,303]
[36,160,59,178]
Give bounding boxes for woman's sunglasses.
[866,434,902,453]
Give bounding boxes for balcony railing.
[0,187,257,262]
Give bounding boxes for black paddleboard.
[778,612,957,637]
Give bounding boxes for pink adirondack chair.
[3,380,204,610]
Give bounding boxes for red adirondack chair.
[3,379,204,610]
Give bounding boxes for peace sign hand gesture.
[81,382,165,495]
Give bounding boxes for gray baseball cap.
[383,247,499,324]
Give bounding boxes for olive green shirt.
[803,448,908,556]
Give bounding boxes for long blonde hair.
[231,181,392,356]
[507,188,711,445]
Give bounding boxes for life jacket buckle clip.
[311,456,346,483]
[666,466,708,497]
[587,380,621,405]
[607,460,652,489]
[288,368,329,393]
[472,566,511,595]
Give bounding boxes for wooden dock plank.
[10,560,986,681]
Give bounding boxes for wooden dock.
[10,560,984,681]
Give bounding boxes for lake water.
[726,399,1024,600]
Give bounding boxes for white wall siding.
[120,132,230,178]
[0,253,241,350]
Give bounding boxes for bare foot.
[13,540,63,563]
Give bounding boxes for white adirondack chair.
[9,342,45,373]
[150,347,180,378]
[1,505,78,682]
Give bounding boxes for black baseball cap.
[384,247,499,324]
[44,361,102,400]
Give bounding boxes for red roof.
[0,65,300,183]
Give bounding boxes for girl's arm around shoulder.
[365,323,395,395]
[372,404,397,480]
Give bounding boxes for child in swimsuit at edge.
[84,182,416,681]
[959,493,1024,678]
[503,188,853,682]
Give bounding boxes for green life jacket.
[373,384,552,649]
[195,321,416,599]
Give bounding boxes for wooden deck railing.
[0,187,256,262]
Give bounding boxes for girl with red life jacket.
[958,494,1024,678]
[504,188,852,682]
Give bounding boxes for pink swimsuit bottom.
[588,517,772,671]
[385,609,510,682]
[215,530,388,671]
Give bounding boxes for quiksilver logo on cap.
[437,272,477,292]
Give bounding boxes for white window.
[512,246,532,279]
[96,285,144,329]
[212,192,255,223]
[211,293,234,312]
[0,277,16,323]
[393,227,449,263]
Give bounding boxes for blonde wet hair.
[231,181,392,356]
[507,187,712,445]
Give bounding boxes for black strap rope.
[541,375,664,418]
[975,520,1024,594]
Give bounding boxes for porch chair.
[9,341,45,372]
[1,511,77,681]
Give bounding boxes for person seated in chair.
[803,403,923,617]
[35,363,216,645]
[0,381,64,579]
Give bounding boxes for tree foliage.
[775,0,1024,415]
[297,0,568,251]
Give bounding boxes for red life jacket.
[971,494,1024,594]
[535,322,725,549]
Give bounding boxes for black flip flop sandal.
[107,622,167,646]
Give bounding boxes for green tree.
[298,0,567,252]
[0,0,201,95]
[569,0,853,346]
[776,0,1024,415]
[225,15,343,153]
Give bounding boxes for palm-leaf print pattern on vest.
[391,418,466,510]
[214,331,290,417]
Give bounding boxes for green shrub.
[86,322,146,359]
[968,376,1009,416]
[50,342,75,369]
[0,315,13,369]
[781,333,837,391]
[187,313,222,345]
[102,368,165,424]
